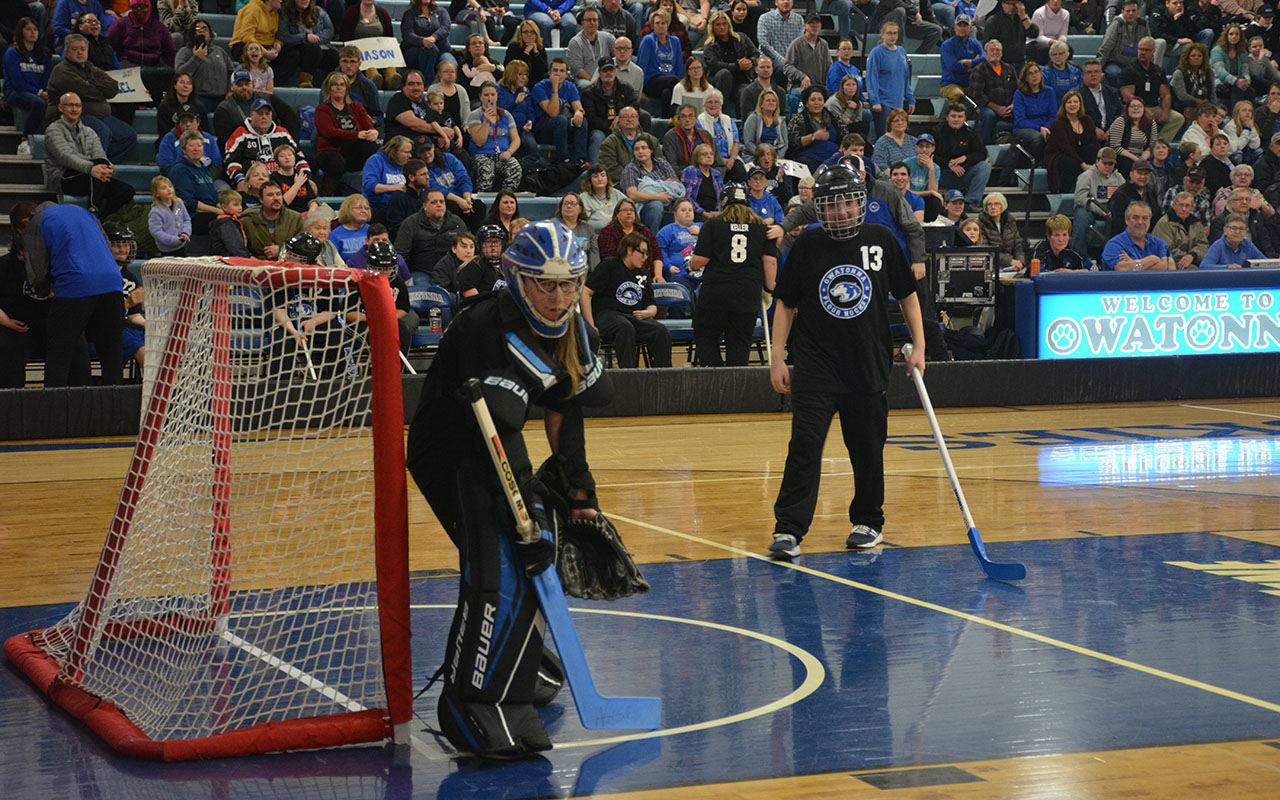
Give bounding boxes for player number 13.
[860,245,883,272]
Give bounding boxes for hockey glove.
[557,514,650,601]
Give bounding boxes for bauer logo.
[1039,288,1280,358]
[819,264,872,319]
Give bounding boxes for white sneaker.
[845,524,883,549]
[16,139,30,157]
[768,533,800,559]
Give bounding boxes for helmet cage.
[501,220,589,338]
[814,188,867,241]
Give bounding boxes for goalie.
[406,219,649,759]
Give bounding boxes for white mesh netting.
[31,258,393,743]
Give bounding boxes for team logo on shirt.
[616,281,643,306]
[867,199,881,215]
[819,265,873,319]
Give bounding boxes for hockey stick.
[464,379,663,730]
[398,351,417,375]
[761,294,772,364]
[901,345,1027,582]
[297,336,319,381]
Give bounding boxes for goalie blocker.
[407,221,650,759]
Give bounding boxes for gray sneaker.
[845,524,883,549]
[769,533,800,559]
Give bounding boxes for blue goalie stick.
[464,379,663,730]
[901,346,1027,582]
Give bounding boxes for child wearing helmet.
[766,163,927,559]
[270,232,342,377]
[456,222,509,297]
[105,222,146,369]
[406,220,616,759]
[688,182,777,366]
[344,240,416,354]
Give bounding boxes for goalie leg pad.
[557,514,650,601]
[438,691,552,758]
[533,646,565,707]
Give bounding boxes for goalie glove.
[556,514,650,601]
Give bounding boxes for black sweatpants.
[61,172,136,220]
[44,292,124,387]
[693,305,756,366]
[914,276,950,361]
[773,388,889,541]
[594,309,672,368]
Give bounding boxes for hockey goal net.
[4,258,412,760]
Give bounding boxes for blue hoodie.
[362,150,407,211]
[941,35,984,89]
[1014,86,1058,132]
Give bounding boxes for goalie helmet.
[365,240,399,276]
[476,222,508,268]
[812,162,867,241]
[103,221,136,262]
[280,232,323,264]
[501,219,588,339]
[719,182,749,209]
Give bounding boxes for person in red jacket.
[106,0,177,104]
[314,71,380,195]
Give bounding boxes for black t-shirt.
[456,259,506,295]
[270,170,317,214]
[121,266,144,328]
[692,218,777,314]
[1120,63,1167,108]
[333,104,357,132]
[774,223,917,395]
[385,91,431,140]
[586,256,654,316]
[346,274,411,316]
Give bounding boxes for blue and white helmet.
[502,220,589,338]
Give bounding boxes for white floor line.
[1180,403,1280,420]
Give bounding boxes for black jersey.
[345,273,411,317]
[456,259,507,295]
[692,217,777,315]
[775,222,917,395]
[586,257,654,316]
[121,266,145,330]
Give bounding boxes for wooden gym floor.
[3,397,1280,797]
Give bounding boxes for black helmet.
[281,232,323,264]
[477,222,508,266]
[812,163,868,240]
[103,221,136,261]
[719,182,749,209]
[366,240,398,274]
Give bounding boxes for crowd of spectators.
[9,0,1280,385]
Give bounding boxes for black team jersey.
[693,217,777,314]
[775,222,917,394]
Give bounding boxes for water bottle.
[428,307,443,332]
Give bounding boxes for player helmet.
[501,220,588,339]
[476,222,508,267]
[720,182,749,209]
[812,162,867,241]
[281,232,323,264]
[103,221,137,262]
[366,240,399,276]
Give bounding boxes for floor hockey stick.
[761,294,772,363]
[398,351,417,375]
[464,379,663,730]
[901,346,1027,582]
[297,336,319,381]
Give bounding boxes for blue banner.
[1038,288,1280,359]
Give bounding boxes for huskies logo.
[616,280,643,306]
[819,264,872,319]
[867,199,881,215]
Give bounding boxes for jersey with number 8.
[692,218,777,314]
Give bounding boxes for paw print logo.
[1044,318,1081,357]
[1186,315,1217,350]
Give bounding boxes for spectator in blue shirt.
[656,198,701,292]
[532,58,589,166]
[636,10,683,109]
[889,161,927,222]
[906,133,944,221]
[524,0,579,46]
[1202,213,1265,267]
[939,14,983,105]
[53,0,114,48]
[1101,201,1176,269]
[746,166,784,224]
[1044,41,1082,99]
[865,20,914,141]
[3,17,50,150]
[1013,62,1058,163]
[496,60,538,157]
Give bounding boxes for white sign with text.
[107,67,152,103]
[350,37,406,70]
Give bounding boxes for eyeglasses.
[531,278,582,295]
[633,248,649,256]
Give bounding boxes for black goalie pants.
[433,456,552,757]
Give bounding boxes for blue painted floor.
[4,532,1280,798]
